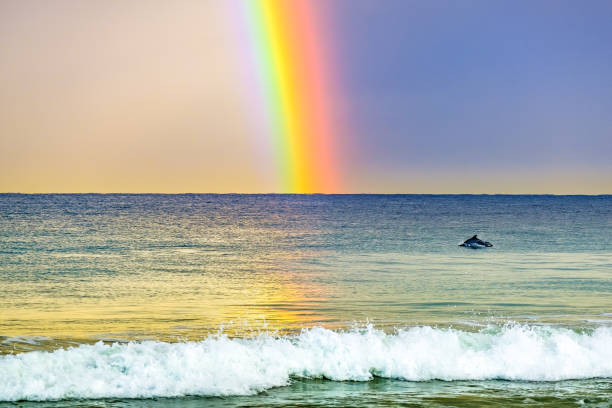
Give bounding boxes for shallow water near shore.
[4,378,612,408]
[1,194,611,406]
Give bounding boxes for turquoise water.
[1,194,611,406]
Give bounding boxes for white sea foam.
[2,325,612,401]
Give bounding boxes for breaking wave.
[2,324,612,401]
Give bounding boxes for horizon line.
[1,192,611,196]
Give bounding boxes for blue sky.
[333,0,611,192]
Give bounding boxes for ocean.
[1,194,611,407]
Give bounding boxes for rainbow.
[241,0,341,193]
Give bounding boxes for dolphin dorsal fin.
[471,235,478,239]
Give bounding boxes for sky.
[1,0,611,193]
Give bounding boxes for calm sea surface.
[1,194,611,406]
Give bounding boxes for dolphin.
[459,235,493,248]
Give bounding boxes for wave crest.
[2,324,612,401]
